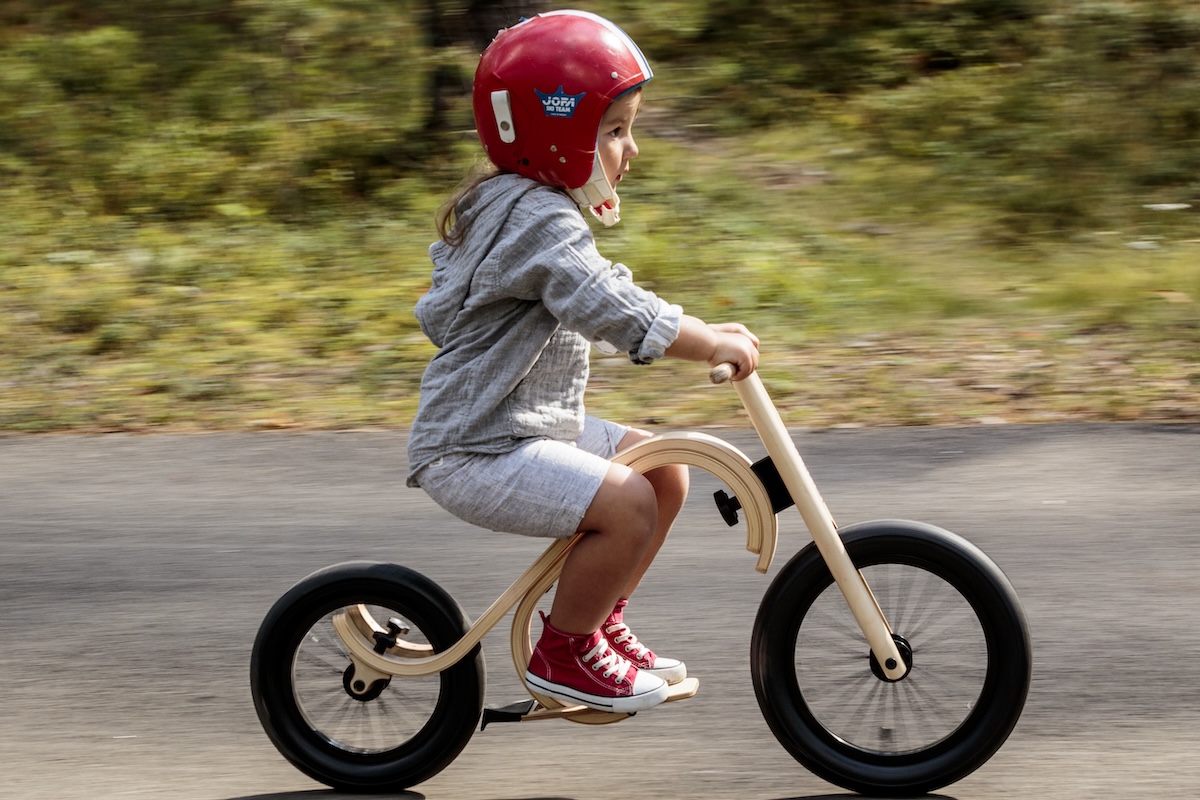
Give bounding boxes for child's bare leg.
[549,462,658,635]
[616,428,689,599]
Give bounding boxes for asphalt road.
[3,423,1198,800]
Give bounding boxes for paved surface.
[3,424,1198,799]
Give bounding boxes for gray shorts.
[413,416,630,539]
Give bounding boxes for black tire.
[250,561,484,793]
[752,520,1031,796]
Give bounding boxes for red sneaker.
[604,599,687,685]
[525,613,669,713]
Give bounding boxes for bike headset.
[472,9,652,227]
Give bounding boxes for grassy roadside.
[3,127,1197,434]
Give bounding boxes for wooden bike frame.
[331,364,907,724]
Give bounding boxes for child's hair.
[436,160,501,246]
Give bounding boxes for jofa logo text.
[535,86,586,118]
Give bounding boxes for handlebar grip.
[709,363,736,384]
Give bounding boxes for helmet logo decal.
[535,86,586,118]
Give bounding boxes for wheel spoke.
[289,603,442,754]
[294,632,349,674]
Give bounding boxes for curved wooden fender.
[612,431,778,574]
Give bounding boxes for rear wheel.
[251,561,484,792]
[752,520,1031,795]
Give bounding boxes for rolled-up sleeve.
[629,299,682,364]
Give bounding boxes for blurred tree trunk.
[422,0,549,134]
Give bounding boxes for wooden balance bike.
[250,363,1032,796]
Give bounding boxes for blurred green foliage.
[2,1,1198,225]
[0,0,447,217]
[1,0,1199,430]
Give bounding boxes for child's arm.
[666,315,760,381]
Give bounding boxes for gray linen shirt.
[406,174,682,484]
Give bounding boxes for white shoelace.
[582,637,633,683]
[604,622,651,660]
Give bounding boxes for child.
[406,9,759,714]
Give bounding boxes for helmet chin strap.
[567,154,621,227]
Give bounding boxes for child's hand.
[708,323,760,381]
[666,316,760,379]
[708,322,760,349]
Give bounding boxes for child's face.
[597,90,642,190]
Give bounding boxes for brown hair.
[436,161,502,247]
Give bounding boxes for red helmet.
[473,10,652,225]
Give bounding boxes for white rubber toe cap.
[644,656,687,685]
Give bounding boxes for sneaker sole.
[524,671,669,714]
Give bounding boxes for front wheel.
[752,520,1031,796]
[250,561,484,792]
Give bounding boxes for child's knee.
[583,465,658,538]
[625,472,660,533]
[609,472,659,547]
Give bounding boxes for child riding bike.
[406,10,759,714]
